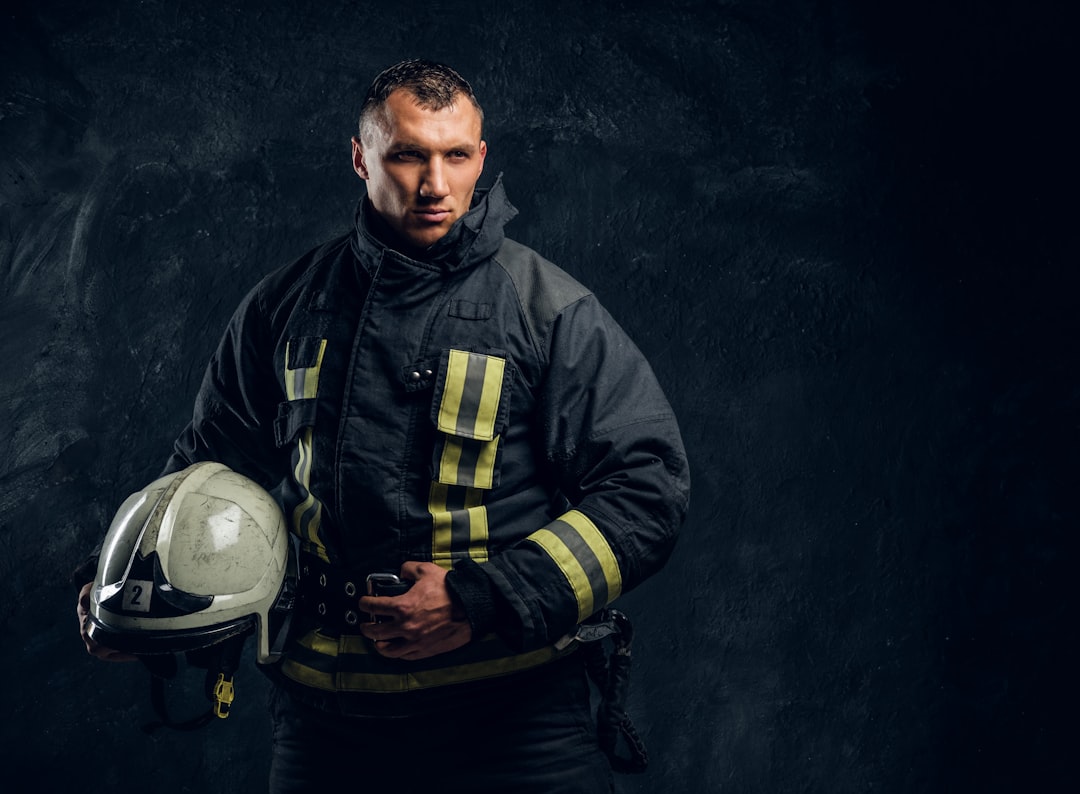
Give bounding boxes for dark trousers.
[267,655,615,793]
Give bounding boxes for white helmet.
[86,461,296,724]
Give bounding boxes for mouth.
[414,208,452,223]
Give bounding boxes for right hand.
[77,581,138,662]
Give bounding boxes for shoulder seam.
[261,234,351,326]
[492,239,592,366]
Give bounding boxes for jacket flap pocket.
[283,337,328,401]
[286,337,327,370]
[274,398,318,447]
[430,349,511,442]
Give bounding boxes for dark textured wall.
[1,1,1071,791]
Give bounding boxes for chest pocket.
[429,348,513,489]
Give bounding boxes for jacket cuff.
[445,559,498,638]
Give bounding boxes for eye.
[447,150,469,161]
[393,150,423,162]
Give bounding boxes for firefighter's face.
[352,89,487,252]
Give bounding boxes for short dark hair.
[357,59,484,143]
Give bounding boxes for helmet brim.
[86,612,255,656]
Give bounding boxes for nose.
[419,157,449,199]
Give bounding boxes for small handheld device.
[365,573,411,622]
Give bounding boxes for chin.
[408,228,450,249]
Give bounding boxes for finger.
[358,620,407,642]
[358,593,407,611]
[357,595,399,620]
[370,638,410,658]
[78,582,94,611]
[398,560,430,579]
[358,622,380,640]
[393,638,456,661]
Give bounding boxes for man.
[76,59,689,792]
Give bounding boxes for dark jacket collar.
[351,174,518,274]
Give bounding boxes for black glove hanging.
[577,609,649,774]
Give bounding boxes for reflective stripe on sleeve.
[526,510,623,623]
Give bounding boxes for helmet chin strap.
[139,631,249,733]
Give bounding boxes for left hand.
[358,561,472,661]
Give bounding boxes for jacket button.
[423,369,433,377]
[345,610,359,625]
[410,371,421,381]
[344,581,357,597]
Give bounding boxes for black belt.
[296,553,388,631]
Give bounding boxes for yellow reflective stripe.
[437,349,469,434]
[430,482,453,570]
[287,429,324,560]
[437,350,504,441]
[473,435,498,489]
[437,436,465,484]
[281,660,334,691]
[340,645,564,692]
[284,339,327,400]
[434,350,504,489]
[298,628,340,656]
[527,510,623,623]
[283,339,328,562]
[282,637,571,693]
[562,509,623,601]
[530,528,595,621]
[429,483,487,568]
[468,500,489,563]
[436,435,499,489]
[473,356,505,440]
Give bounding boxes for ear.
[477,139,488,175]
[351,136,369,180]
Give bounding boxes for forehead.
[374,89,483,148]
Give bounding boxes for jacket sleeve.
[162,285,287,489]
[450,295,690,651]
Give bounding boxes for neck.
[363,202,435,260]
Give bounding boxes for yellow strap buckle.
[212,673,236,719]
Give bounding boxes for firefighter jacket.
[164,177,690,703]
